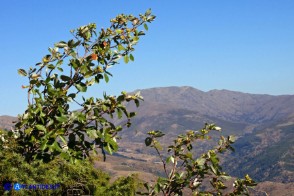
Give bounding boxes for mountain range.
[117,86,294,183]
[1,86,293,194]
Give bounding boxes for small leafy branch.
[14,9,155,163]
[139,124,256,196]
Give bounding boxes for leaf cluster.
[140,124,256,196]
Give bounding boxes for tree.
[14,9,155,163]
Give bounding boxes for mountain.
[1,86,293,193]
[0,115,17,130]
[132,86,294,124]
[115,86,294,183]
[223,116,294,183]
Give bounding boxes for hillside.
[0,115,16,130]
[115,86,294,183]
[131,86,294,123]
[223,117,294,183]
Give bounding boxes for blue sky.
[1,0,294,116]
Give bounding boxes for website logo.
[3,182,12,191]
[3,182,60,191]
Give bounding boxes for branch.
[152,139,168,178]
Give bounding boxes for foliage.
[138,124,256,195]
[0,130,140,195]
[13,9,155,163]
[98,174,143,196]
[0,131,100,195]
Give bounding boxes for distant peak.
[136,86,203,92]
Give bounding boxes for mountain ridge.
[119,86,294,183]
[1,86,293,184]
[130,86,294,125]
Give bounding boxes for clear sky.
[1,0,294,116]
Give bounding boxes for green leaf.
[210,155,219,165]
[144,23,148,31]
[124,55,129,64]
[51,141,62,152]
[86,129,98,139]
[130,54,134,61]
[134,99,140,107]
[154,183,160,194]
[107,139,118,153]
[117,95,125,102]
[86,78,95,86]
[118,44,124,51]
[47,64,55,70]
[95,74,103,83]
[186,152,193,159]
[147,15,156,22]
[210,165,218,175]
[102,105,107,112]
[60,75,71,82]
[68,93,76,99]
[60,152,70,160]
[133,36,139,42]
[146,8,152,16]
[220,175,231,180]
[138,31,145,36]
[56,60,63,66]
[55,41,67,48]
[166,156,175,164]
[68,39,75,47]
[143,183,150,192]
[145,137,152,146]
[69,157,74,164]
[59,135,67,144]
[56,115,67,123]
[104,73,109,83]
[24,128,33,134]
[18,69,27,77]
[153,130,165,138]
[196,158,206,166]
[73,40,81,47]
[36,124,46,132]
[75,83,87,92]
[40,141,47,151]
[117,108,122,119]
[129,112,136,118]
[105,143,112,155]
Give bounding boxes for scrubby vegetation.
[0,129,141,195]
